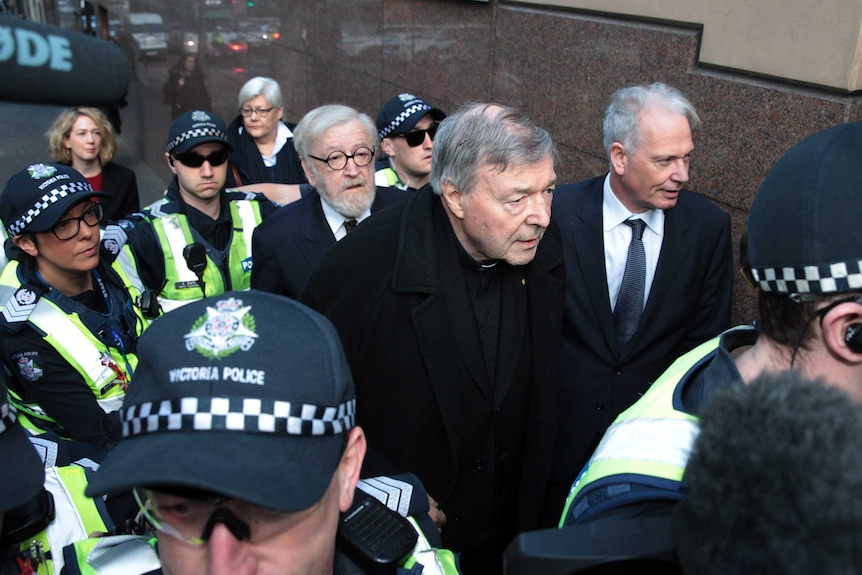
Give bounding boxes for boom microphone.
[0,14,131,106]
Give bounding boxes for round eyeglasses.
[308,146,374,171]
[50,202,103,240]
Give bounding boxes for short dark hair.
[756,291,819,351]
[674,371,862,574]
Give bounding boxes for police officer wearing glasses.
[106,110,279,313]
[0,164,151,455]
[250,104,406,300]
[84,291,460,575]
[375,94,446,192]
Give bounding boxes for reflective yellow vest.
[142,195,263,312]
[62,535,160,575]
[0,262,147,436]
[558,329,751,526]
[375,165,407,191]
[11,465,113,575]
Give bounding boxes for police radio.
[182,243,208,297]
[336,491,418,574]
[135,289,162,319]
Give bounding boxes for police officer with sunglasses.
[0,164,152,455]
[375,94,446,192]
[105,110,279,313]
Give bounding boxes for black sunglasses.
[396,124,439,147]
[173,149,230,168]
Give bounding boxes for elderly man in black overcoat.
[301,103,563,575]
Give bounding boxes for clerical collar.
[453,231,500,272]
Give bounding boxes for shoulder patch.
[11,351,44,383]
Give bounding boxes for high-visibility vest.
[134,194,263,312]
[62,535,161,575]
[375,165,407,191]
[0,263,146,437]
[11,465,114,575]
[559,327,753,526]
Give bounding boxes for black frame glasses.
[240,106,275,118]
[396,124,439,147]
[50,202,103,240]
[173,150,230,168]
[308,146,375,171]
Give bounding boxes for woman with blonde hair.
[46,107,141,221]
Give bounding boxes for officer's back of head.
[747,122,862,392]
[88,290,366,575]
[674,371,862,574]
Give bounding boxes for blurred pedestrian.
[163,54,211,119]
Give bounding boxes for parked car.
[167,20,247,58]
[239,18,281,51]
[127,12,167,59]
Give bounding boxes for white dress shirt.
[320,197,371,241]
[602,174,664,311]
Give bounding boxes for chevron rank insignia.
[2,288,39,324]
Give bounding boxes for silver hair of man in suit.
[602,83,700,160]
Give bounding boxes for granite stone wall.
[147,0,862,323]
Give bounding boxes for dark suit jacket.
[301,187,564,554]
[225,115,306,187]
[251,186,406,299]
[100,162,140,222]
[552,175,732,485]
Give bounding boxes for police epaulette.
[100,224,130,264]
[226,190,260,201]
[0,286,41,332]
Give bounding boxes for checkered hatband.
[379,103,432,139]
[0,400,18,436]
[752,259,862,296]
[167,127,229,153]
[122,396,356,439]
[8,181,94,235]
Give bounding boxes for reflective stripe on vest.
[234,200,257,259]
[558,331,737,526]
[0,268,131,422]
[18,466,112,575]
[402,517,460,575]
[159,213,199,286]
[102,225,147,300]
[29,302,127,414]
[63,535,161,575]
[375,166,407,191]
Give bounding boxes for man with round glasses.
[375,94,446,192]
[107,110,279,312]
[0,163,150,454]
[251,104,406,299]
